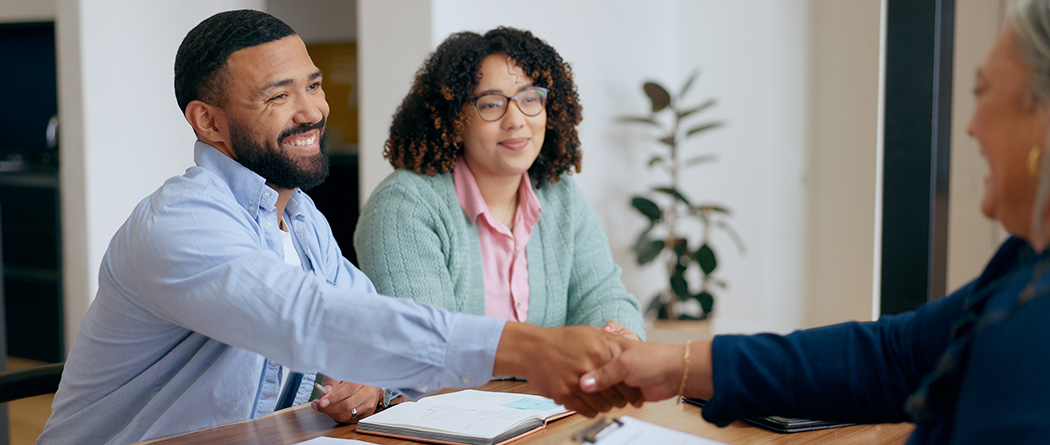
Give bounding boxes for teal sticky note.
[503,397,561,411]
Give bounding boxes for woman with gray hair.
[579,0,1050,442]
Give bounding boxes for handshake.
[493,321,712,417]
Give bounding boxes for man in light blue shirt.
[39,10,632,444]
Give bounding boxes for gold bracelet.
[676,340,692,404]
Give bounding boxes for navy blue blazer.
[704,236,1050,443]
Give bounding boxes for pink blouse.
[453,157,542,321]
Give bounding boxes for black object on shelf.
[0,21,59,169]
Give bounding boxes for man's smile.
[282,130,319,149]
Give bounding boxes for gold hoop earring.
[1028,146,1042,179]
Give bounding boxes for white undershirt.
[278,225,302,394]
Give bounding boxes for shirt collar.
[453,156,541,226]
[518,175,542,229]
[193,141,306,219]
[453,157,487,224]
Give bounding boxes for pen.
[314,383,330,395]
[314,383,358,418]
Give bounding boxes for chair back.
[0,362,63,404]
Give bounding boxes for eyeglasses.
[473,87,549,122]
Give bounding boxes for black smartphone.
[682,397,856,433]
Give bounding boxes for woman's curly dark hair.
[384,27,583,187]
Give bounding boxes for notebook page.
[361,390,569,438]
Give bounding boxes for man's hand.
[493,323,640,417]
[310,376,384,424]
[579,339,713,406]
[602,320,640,341]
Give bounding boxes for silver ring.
[350,408,358,418]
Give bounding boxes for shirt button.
[516,302,521,308]
[264,191,271,197]
[248,205,255,211]
[265,222,271,228]
[461,375,471,384]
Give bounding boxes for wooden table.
[141,328,914,444]
[142,379,912,445]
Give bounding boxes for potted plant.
[621,70,744,321]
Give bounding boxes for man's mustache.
[278,118,325,142]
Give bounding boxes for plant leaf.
[714,220,747,254]
[648,156,667,167]
[652,187,692,207]
[617,116,662,129]
[685,121,724,138]
[693,291,714,314]
[670,272,690,299]
[684,154,718,167]
[696,243,717,275]
[678,99,715,120]
[633,224,654,252]
[645,294,662,314]
[679,70,699,100]
[644,82,672,113]
[658,136,675,147]
[647,291,670,319]
[631,196,662,221]
[637,240,665,265]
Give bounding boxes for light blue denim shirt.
[39,142,506,444]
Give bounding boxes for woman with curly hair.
[354,27,645,340]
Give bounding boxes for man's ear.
[184,100,225,143]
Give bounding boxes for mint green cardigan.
[353,170,645,339]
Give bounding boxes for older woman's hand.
[580,339,713,405]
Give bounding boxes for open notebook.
[356,389,573,445]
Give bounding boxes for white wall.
[358,0,432,199]
[671,1,818,334]
[946,0,1009,292]
[666,1,883,333]
[803,1,883,328]
[57,0,264,349]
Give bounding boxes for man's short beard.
[229,118,330,191]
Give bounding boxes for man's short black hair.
[174,9,295,112]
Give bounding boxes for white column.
[357,0,433,201]
[58,0,263,351]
